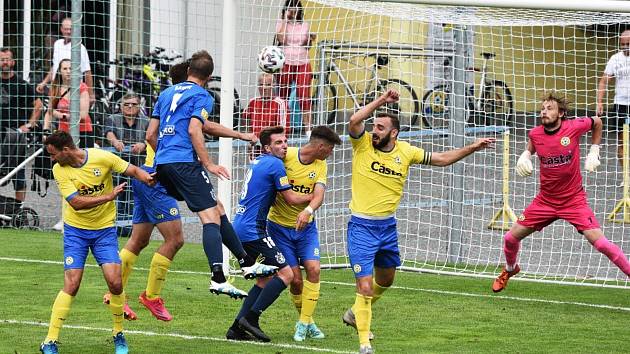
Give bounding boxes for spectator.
[275,0,316,135]
[104,93,148,167]
[43,58,94,148]
[243,73,289,137]
[36,17,94,103]
[0,47,43,202]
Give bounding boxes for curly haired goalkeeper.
[492,92,630,293]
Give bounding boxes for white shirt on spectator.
[604,51,630,105]
[51,39,91,79]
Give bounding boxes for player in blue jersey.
[226,125,314,342]
[146,50,276,299]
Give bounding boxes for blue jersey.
[152,81,214,165]
[233,154,291,242]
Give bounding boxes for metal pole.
[219,0,237,273]
[70,0,82,145]
[22,0,32,81]
[353,0,630,12]
[108,0,117,83]
[316,42,327,125]
[447,24,468,264]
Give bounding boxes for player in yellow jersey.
[39,131,154,354]
[104,121,259,322]
[343,90,495,354]
[267,125,341,341]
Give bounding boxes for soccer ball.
[257,46,285,73]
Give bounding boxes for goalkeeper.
[492,92,630,293]
[343,90,494,354]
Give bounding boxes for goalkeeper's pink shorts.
[517,195,600,232]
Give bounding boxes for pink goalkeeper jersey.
[530,117,593,205]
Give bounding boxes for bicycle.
[312,45,421,131]
[421,52,514,128]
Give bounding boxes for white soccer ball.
[257,46,286,73]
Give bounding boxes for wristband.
[304,206,314,215]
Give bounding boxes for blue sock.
[220,215,252,267]
[249,276,287,318]
[236,285,263,321]
[202,223,224,282]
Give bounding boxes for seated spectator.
[0,47,43,202]
[43,58,94,147]
[243,73,289,137]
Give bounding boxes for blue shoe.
[307,322,325,339]
[293,321,308,342]
[113,332,129,354]
[39,341,58,354]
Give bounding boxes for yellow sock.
[45,291,74,342]
[109,291,125,335]
[353,293,372,346]
[120,248,138,290]
[371,279,389,305]
[299,280,320,324]
[290,292,302,315]
[146,252,171,299]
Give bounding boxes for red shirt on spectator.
[243,96,289,136]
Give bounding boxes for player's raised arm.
[585,116,603,172]
[429,137,495,167]
[203,120,258,145]
[349,89,399,138]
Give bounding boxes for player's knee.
[107,280,123,295]
[356,280,374,296]
[291,276,303,291]
[278,266,294,285]
[304,266,320,283]
[62,283,81,297]
[165,232,184,252]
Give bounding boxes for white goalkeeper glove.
[584,144,601,172]
[516,150,533,177]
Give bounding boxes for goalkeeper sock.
[202,223,225,283]
[146,252,171,299]
[109,291,125,335]
[219,215,253,267]
[299,280,320,324]
[119,248,138,290]
[45,290,74,343]
[371,279,389,305]
[593,237,630,276]
[353,293,373,346]
[250,276,287,316]
[503,232,520,272]
[236,284,263,320]
[290,291,302,314]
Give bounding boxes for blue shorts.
[132,165,181,224]
[243,237,288,269]
[347,215,400,278]
[63,224,120,270]
[156,162,218,212]
[267,220,320,267]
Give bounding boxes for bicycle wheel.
[312,72,337,125]
[421,85,450,129]
[376,79,420,131]
[479,80,513,126]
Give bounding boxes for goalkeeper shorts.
[518,196,600,232]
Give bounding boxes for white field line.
[1,320,355,354]
[2,256,630,312]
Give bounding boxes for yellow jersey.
[349,132,430,216]
[53,148,130,230]
[144,143,155,168]
[268,147,327,227]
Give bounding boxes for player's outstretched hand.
[516,150,533,177]
[207,164,231,180]
[111,182,127,200]
[239,132,258,146]
[584,144,601,172]
[471,137,496,151]
[380,89,399,104]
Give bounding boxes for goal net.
[2,0,629,287]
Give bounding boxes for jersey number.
[201,170,210,184]
[239,169,253,200]
[262,237,276,249]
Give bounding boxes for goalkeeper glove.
[584,144,601,172]
[516,150,533,177]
